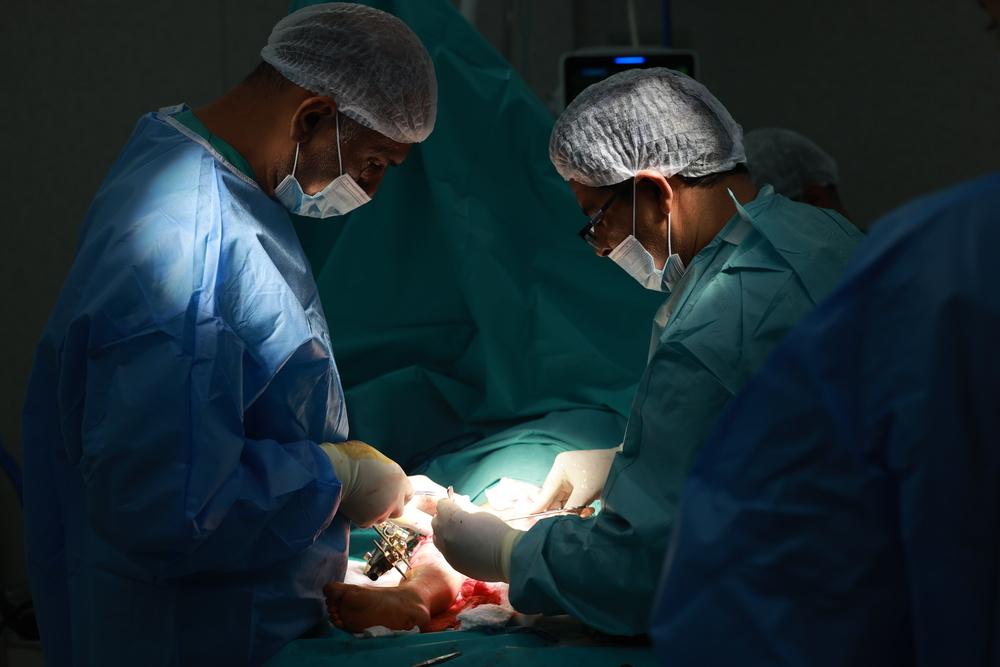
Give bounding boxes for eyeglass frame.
[576,179,632,250]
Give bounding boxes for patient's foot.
[324,582,432,633]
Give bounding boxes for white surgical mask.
[608,178,686,292]
[274,113,371,218]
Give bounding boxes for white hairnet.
[744,128,839,199]
[261,3,437,144]
[549,68,745,187]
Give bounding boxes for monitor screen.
[563,52,697,107]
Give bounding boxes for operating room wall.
[0,0,997,593]
[467,0,1000,227]
[0,1,288,592]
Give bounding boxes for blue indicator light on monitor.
[614,56,646,64]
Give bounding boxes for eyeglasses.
[577,185,624,250]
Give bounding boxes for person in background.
[651,2,1000,664]
[431,68,863,636]
[744,127,851,220]
[21,4,436,664]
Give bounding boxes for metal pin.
[503,506,588,522]
[373,537,409,580]
[411,650,461,667]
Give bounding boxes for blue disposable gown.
[651,172,1000,666]
[22,107,350,666]
[509,188,862,634]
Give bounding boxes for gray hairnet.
[261,3,437,144]
[549,68,745,187]
[744,128,839,199]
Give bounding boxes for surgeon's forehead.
[569,180,605,213]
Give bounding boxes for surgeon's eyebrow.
[579,196,600,215]
[382,152,405,168]
[583,194,609,216]
[373,141,407,167]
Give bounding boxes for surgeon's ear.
[635,170,673,217]
[289,96,338,144]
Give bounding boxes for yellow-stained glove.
[320,441,412,528]
[431,498,523,583]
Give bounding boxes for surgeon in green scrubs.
[431,68,863,634]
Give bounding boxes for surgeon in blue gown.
[431,68,862,635]
[651,4,1000,660]
[21,4,436,665]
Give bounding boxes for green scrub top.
[173,109,256,182]
[509,189,863,635]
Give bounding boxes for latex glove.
[320,441,412,528]
[408,474,449,498]
[408,480,479,517]
[431,499,523,582]
[394,475,448,535]
[529,446,621,514]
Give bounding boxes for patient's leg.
[324,539,465,633]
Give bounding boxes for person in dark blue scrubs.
[651,4,1000,663]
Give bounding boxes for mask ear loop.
[291,112,341,181]
[667,211,673,257]
[290,142,301,178]
[336,112,343,177]
[631,176,637,238]
[634,175,674,257]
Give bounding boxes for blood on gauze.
[424,579,506,632]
